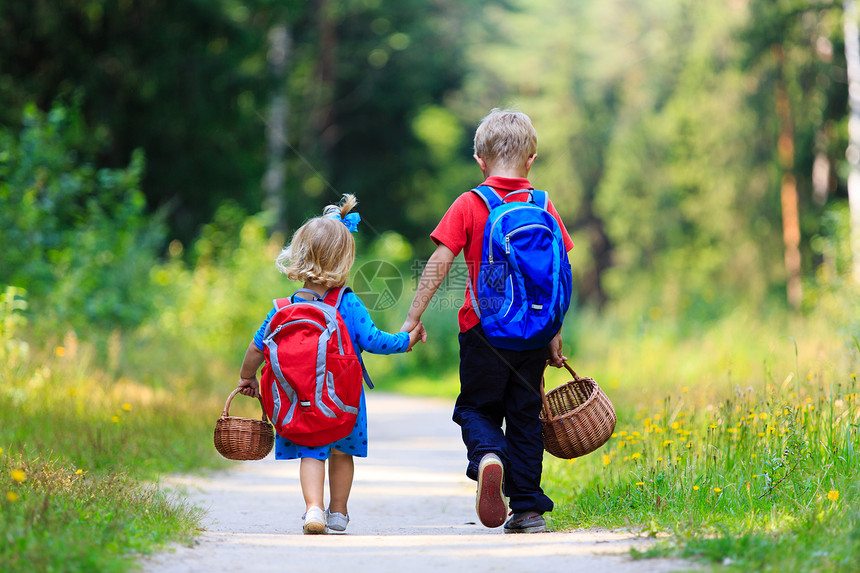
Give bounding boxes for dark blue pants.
[453,324,554,514]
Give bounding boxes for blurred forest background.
[1,0,858,366]
[4,3,860,570]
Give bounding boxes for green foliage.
[0,0,270,244]
[0,103,162,331]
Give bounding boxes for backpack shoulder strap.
[273,297,292,311]
[322,286,351,309]
[531,189,549,210]
[470,185,504,212]
[321,286,374,389]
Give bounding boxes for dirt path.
[141,393,695,573]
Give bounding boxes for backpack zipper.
[284,301,345,352]
[504,224,553,254]
[488,205,540,263]
[266,318,324,342]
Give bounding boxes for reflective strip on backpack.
[290,300,345,354]
[466,280,481,319]
[265,336,299,426]
[326,371,359,415]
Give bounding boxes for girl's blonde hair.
[473,108,538,168]
[276,194,358,288]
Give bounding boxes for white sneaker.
[303,506,327,534]
[326,509,349,532]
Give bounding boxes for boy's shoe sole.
[476,453,507,528]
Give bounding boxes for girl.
[236,194,424,534]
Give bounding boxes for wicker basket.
[214,388,274,461]
[539,361,616,459]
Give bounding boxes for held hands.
[401,315,428,351]
[406,320,426,351]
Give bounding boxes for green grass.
[0,294,226,573]
[0,456,201,573]
[535,308,860,571]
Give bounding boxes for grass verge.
[538,309,860,572]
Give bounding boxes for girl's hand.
[238,376,260,399]
[407,321,426,350]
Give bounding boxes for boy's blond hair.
[473,108,538,168]
[276,194,358,288]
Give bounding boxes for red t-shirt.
[430,176,574,333]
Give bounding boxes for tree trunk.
[844,0,860,283]
[264,24,290,235]
[772,44,803,309]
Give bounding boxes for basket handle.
[539,360,580,421]
[222,388,268,422]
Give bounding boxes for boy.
[401,109,574,533]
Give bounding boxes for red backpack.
[259,287,364,447]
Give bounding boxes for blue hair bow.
[328,211,361,232]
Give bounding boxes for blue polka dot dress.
[253,289,409,461]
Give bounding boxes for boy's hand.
[238,376,260,399]
[548,331,567,368]
[400,316,421,335]
[406,321,426,350]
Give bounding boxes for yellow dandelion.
[619,431,628,437]
[0,447,3,455]
[6,491,18,502]
[709,424,718,429]
[55,346,66,357]
[758,432,765,438]
[827,490,839,502]
[75,469,83,475]
[10,469,26,483]
[602,455,611,466]
[657,457,663,462]
[693,486,700,491]
[611,433,618,438]
[122,403,132,411]
[635,482,645,486]
[631,453,641,460]
[681,386,688,393]
[714,487,723,493]
[662,440,673,447]
[671,422,680,430]
[111,416,120,423]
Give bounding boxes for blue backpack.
[467,185,572,351]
